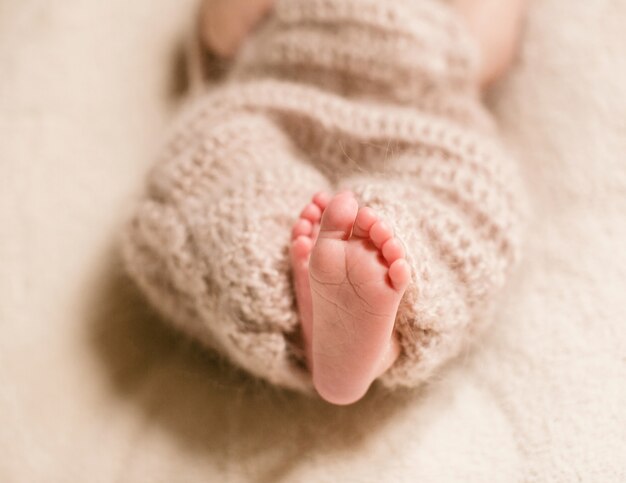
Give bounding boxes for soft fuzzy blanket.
[0,0,624,481]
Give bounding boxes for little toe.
[352,207,378,238]
[318,192,358,240]
[292,218,313,240]
[313,192,332,211]
[300,203,323,224]
[291,235,314,263]
[381,238,405,265]
[388,259,411,291]
[370,220,394,248]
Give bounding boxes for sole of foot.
[307,191,410,405]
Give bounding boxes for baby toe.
[352,207,378,238]
[312,192,332,211]
[291,235,314,260]
[388,259,411,292]
[318,192,358,240]
[292,218,313,239]
[381,238,405,265]
[300,203,323,224]
[369,220,393,248]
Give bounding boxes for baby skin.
[291,192,410,404]
[202,0,526,404]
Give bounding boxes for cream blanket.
[1,0,624,481]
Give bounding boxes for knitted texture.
[122,0,526,393]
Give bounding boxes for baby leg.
[201,0,526,86]
[294,0,527,403]
[453,0,527,87]
[122,110,331,392]
[200,0,275,57]
[339,142,525,392]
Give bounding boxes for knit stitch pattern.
[122,0,526,393]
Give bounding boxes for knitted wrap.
[122,0,526,393]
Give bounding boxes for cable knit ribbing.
[122,0,525,393]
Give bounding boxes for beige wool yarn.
[122,0,526,393]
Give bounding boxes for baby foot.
[309,192,411,405]
[290,192,332,369]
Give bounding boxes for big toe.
[318,192,358,240]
